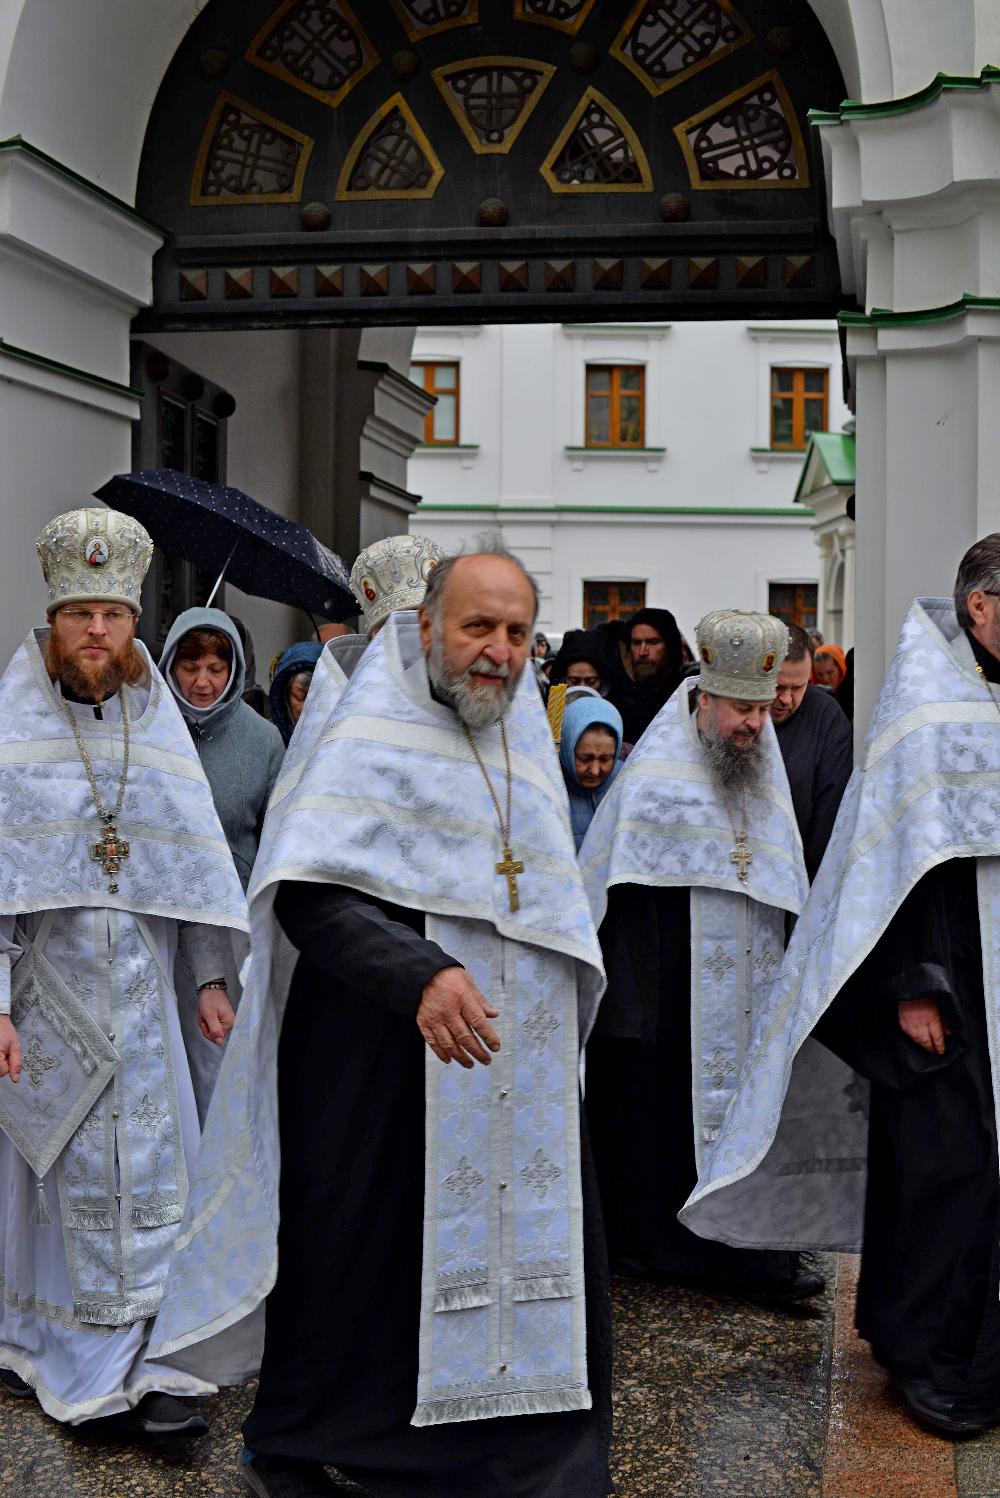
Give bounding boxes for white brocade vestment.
[0,633,248,1423]
[579,680,810,1169]
[681,599,1000,1253]
[148,611,606,1429]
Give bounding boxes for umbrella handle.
[205,538,240,608]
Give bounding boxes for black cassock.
[585,885,795,1282]
[243,880,613,1498]
[817,857,1000,1408]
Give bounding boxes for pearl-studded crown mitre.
[36,507,154,616]
[350,533,444,635]
[695,609,789,702]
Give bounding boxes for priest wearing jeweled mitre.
[146,545,613,1498]
[0,507,247,1437]
[580,608,825,1303]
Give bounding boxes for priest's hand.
[0,1017,21,1084]
[417,967,501,1068]
[198,986,236,1046]
[897,997,951,1054]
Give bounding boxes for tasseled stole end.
[31,1176,52,1227]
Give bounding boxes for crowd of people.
[0,501,992,1498]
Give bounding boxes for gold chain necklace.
[976,663,1000,720]
[60,690,131,895]
[461,719,524,912]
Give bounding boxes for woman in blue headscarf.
[559,695,624,852]
[269,641,323,747]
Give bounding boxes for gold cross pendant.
[91,821,129,894]
[496,844,525,913]
[729,832,752,883]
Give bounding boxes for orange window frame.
[585,364,645,448]
[412,361,460,445]
[770,367,829,450]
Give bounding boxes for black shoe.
[131,1391,209,1437]
[753,1255,826,1303]
[0,1368,33,1398]
[895,1377,989,1437]
[240,1454,353,1497]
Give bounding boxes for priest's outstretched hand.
[898,996,951,1055]
[417,967,501,1069]
[0,1016,22,1083]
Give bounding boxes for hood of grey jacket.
[161,608,246,731]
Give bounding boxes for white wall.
[409,321,848,640]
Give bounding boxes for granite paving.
[5,1257,1000,1497]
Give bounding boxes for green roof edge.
[416,503,814,517]
[839,294,1000,330]
[808,65,1000,127]
[793,431,855,503]
[0,338,144,400]
[0,136,166,235]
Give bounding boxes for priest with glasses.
[0,507,247,1438]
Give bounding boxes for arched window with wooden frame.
[770,367,828,450]
[585,364,645,448]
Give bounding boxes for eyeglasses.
[57,607,133,626]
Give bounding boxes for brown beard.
[45,625,149,700]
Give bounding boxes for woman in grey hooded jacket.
[161,607,285,891]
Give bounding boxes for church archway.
[134,0,851,330]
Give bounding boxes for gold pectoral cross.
[91,821,129,894]
[729,832,752,884]
[497,844,525,913]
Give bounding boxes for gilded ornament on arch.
[245,0,378,110]
[388,0,478,40]
[191,92,314,205]
[674,71,809,190]
[432,56,556,154]
[514,0,599,35]
[336,93,444,201]
[610,0,753,98]
[540,87,653,193]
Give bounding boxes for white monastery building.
[408,319,851,647]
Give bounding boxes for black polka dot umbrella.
[94,469,355,621]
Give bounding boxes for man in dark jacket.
[606,607,684,744]
[769,623,853,879]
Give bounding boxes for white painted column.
[0,141,160,668]
[816,71,1000,731]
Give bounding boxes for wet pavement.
[4,1257,1000,1497]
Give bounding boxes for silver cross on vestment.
[729,832,752,883]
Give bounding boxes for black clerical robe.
[243,881,612,1498]
[775,684,853,879]
[586,885,795,1283]
[817,858,1000,1406]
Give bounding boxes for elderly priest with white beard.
[147,546,612,1498]
[580,609,820,1302]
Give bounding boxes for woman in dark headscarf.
[549,630,615,695]
[269,642,323,747]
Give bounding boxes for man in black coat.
[770,623,853,879]
[606,607,684,745]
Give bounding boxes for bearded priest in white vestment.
[0,508,248,1437]
[580,609,823,1302]
[683,547,1000,1436]
[147,547,612,1498]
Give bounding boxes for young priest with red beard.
[0,507,247,1442]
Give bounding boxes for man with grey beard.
[219,545,612,1498]
[579,610,819,1302]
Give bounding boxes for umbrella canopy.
[94,469,356,621]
